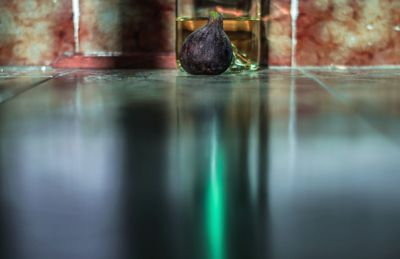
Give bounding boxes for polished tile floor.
[1,68,400,259]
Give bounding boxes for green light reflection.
[206,118,226,259]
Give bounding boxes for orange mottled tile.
[0,0,74,66]
[296,0,400,66]
[265,0,292,66]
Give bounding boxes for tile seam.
[72,0,80,53]
[290,0,299,67]
[299,68,349,103]
[0,71,76,105]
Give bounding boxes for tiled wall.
[297,0,400,66]
[0,0,74,65]
[0,0,399,67]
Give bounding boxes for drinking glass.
[176,0,262,71]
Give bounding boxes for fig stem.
[209,11,222,23]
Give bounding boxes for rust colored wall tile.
[265,0,292,66]
[79,0,175,54]
[0,0,74,66]
[296,0,400,66]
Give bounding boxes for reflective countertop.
[1,68,400,259]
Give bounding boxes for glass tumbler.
[176,0,262,71]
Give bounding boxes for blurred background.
[1,1,400,259]
[0,0,399,67]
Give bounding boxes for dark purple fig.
[179,11,233,75]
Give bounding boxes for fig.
[179,11,233,75]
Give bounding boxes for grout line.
[299,68,349,103]
[300,69,400,146]
[290,0,299,67]
[0,92,14,104]
[292,65,400,70]
[0,78,53,105]
[72,0,80,53]
[82,51,124,57]
[0,71,76,105]
[52,69,79,78]
[268,66,400,71]
[268,66,293,70]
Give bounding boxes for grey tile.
[1,69,400,259]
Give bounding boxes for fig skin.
[179,11,233,75]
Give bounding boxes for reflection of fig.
[179,11,233,75]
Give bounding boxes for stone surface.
[296,0,400,65]
[1,68,400,259]
[0,0,74,65]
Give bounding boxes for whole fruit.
[179,11,233,75]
